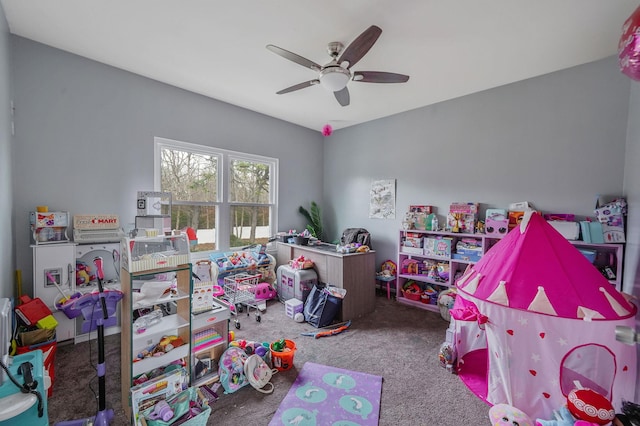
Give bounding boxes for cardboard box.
[412,213,428,230]
[547,221,579,240]
[589,222,604,243]
[403,236,423,248]
[595,199,626,243]
[409,205,433,214]
[485,209,508,237]
[602,224,625,243]
[401,246,424,255]
[447,213,476,234]
[486,216,508,237]
[507,201,536,230]
[457,247,483,256]
[424,237,452,258]
[449,203,479,214]
[508,211,525,230]
[452,253,482,263]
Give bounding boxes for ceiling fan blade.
[334,87,350,107]
[352,71,410,83]
[266,44,321,72]
[337,25,382,69]
[276,80,320,95]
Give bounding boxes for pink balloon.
[321,124,333,136]
[619,6,640,81]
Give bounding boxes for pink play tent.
[450,211,637,420]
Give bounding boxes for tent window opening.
[560,344,615,399]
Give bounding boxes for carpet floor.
[48,293,490,425]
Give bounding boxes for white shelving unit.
[120,263,192,420]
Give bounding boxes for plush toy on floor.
[489,403,534,426]
[251,282,277,301]
[566,386,614,425]
[535,406,580,426]
[535,383,615,426]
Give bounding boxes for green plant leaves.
[299,201,323,240]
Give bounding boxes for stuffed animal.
[489,403,534,426]
[76,261,96,286]
[567,387,615,425]
[535,406,578,426]
[251,283,276,301]
[155,335,184,354]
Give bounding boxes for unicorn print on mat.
[323,373,356,390]
[339,395,374,420]
[280,408,318,425]
[295,382,327,403]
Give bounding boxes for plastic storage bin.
[121,234,190,272]
[285,298,304,318]
[276,265,317,302]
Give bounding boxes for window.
[155,137,278,252]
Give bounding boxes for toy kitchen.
[30,212,124,344]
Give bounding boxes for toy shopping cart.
[223,273,261,329]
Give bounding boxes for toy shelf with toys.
[397,229,501,313]
[190,298,230,388]
[120,263,193,421]
[398,199,627,313]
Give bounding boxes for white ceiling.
[1,1,638,132]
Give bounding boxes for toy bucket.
[270,339,296,371]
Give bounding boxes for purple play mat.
[269,362,383,426]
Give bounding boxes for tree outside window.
[155,138,277,252]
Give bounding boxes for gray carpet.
[48,294,490,425]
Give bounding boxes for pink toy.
[76,260,97,286]
[252,283,276,301]
[489,403,533,426]
[620,5,640,81]
[485,213,509,237]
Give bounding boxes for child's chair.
[375,260,397,300]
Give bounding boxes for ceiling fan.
[266,25,410,107]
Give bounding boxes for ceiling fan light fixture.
[319,66,351,92]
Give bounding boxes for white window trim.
[154,136,279,252]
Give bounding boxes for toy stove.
[73,214,124,244]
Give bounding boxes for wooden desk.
[276,242,376,320]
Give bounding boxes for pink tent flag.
[451,212,637,420]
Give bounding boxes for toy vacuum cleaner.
[54,257,123,426]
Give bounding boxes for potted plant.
[298,201,324,241]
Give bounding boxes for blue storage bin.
[578,249,597,263]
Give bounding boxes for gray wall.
[624,83,640,296]
[6,36,638,299]
[623,81,640,402]
[0,7,13,300]
[10,36,324,297]
[324,57,631,268]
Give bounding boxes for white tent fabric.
[451,212,637,420]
